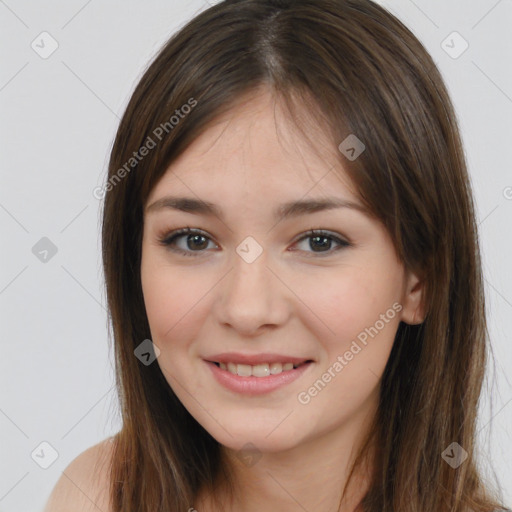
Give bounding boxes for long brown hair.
[101,0,507,510]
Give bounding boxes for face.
[140,88,423,454]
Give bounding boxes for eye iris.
[310,235,331,252]
[188,234,208,250]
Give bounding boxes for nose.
[214,248,291,336]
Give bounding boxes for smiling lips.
[205,352,313,394]
[207,352,311,376]
[219,361,303,377]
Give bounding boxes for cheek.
[141,258,207,350]
[290,261,402,413]
[293,270,401,430]
[292,262,402,346]
[141,262,217,402]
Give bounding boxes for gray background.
[0,0,511,510]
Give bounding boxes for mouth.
[203,354,314,395]
[209,360,313,377]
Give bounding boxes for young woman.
[45,0,510,511]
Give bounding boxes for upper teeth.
[219,362,298,377]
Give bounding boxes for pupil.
[188,234,208,250]
[311,236,330,251]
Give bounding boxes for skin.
[140,87,425,512]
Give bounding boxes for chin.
[202,419,306,454]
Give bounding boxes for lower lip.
[205,360,313,395]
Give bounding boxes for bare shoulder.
[43,436,116,512]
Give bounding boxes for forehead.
[147,88,358,205]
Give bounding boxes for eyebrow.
[145,195,370,220]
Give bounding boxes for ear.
[400,269,426,325]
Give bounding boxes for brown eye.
[184,233,209,250]
[293,230,350,256]
[159,228,217,257]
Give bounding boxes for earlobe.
[400,271,426,325]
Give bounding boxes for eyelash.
[157,227,351,258]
